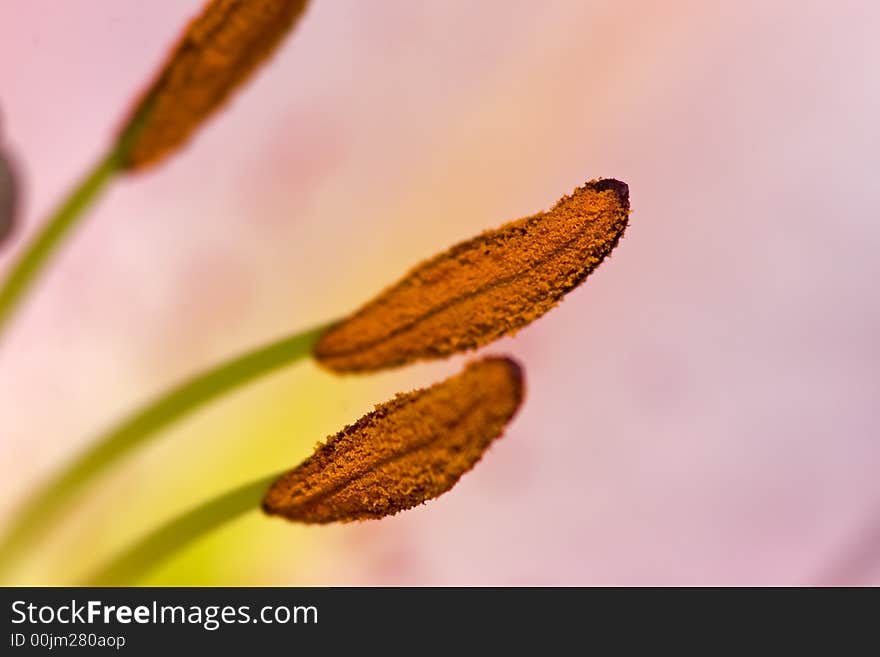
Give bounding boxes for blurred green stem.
[0,322,330,581]
[0,147,122,340]
[85,472,282,586]
[0,96,154,340]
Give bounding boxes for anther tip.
[588,178,629,208]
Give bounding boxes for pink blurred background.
[1,1,878,585]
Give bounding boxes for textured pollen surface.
[121,0,309,170]
[314,178,630,372]
[262,357,525,523]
